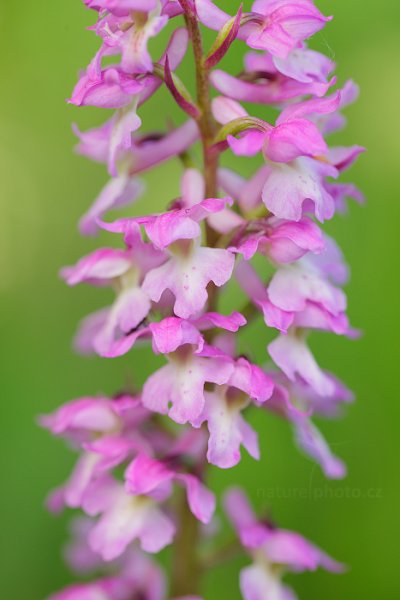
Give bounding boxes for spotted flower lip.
[141,319,236,424]
[97,198,235,319]
[141,244,235,319]
[192,356,274,468]
[261,155,338,222]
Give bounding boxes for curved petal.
[268,334,335,397]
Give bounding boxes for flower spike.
[45,1,363,598]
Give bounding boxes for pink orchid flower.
[224,487,344,600]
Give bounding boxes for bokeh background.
[1,1,399,598]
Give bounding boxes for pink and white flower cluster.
[42,1,363,598]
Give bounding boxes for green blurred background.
[1,1,399,598]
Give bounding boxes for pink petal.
[92,287,152,357]
[227,130,265,157]
[125,454,174,496]
[268,264,347,315]
[268,334,335,397]
[224,488,267,547]
[143,246,235,319]
[142,356,233,425]
[150,317,203,354]
[181,168,205,207]
[265,119,328,163]
[177,474,216,524]
[240,563,297,600]
[273,46,335,84]
[268,217,324,263]
[235,260,293,333]
[262,158,336,222]
[61,249,131,286]
[197,391,258,469]
[89,490,174,559]
[212,96,248,125]
[195,0,231,30]
[130,120,199,175]
[39,397,119,436]
[229,357,274,403]
[79,175,144,237]
[194,311,246,332]
[293,418,347,479]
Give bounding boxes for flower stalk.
[183,2,218,199]
[171,10,219,592]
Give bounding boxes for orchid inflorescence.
[41,1,364,598]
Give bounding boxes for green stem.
[183,4,218,220]
[170,488,201,596]
[170,5,220,596]
[183,11,218,198]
